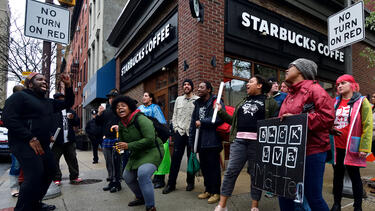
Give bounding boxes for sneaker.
[250,208,259,211]
[53,180,61,186]
[162,185,176,194]
[70,177,83,184]
[214,205,228,211]
[208,194,220,204]
[128,198,145,206]
[186,183,194,191]
[198,192,211,199]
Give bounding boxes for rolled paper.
[194,128,200,153]
[212,82,224,123]
[50,127,61,149]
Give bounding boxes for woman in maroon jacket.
[278,58,335,211]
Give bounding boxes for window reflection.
[224,79,247,106]
[224,57,251,79]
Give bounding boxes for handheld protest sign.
[212,82,224,123]
[253,113,308,202]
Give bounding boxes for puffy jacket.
[189,95,225,150]
[52,108,80,145]
[2,88,74,150]
[279,80,335,156]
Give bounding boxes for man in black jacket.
[85,109,102,164]
[2,72,74,211]
[189,81,225,204]
[51,93,81,186]
[95,89,122,193]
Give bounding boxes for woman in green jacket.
[111,95,164,211]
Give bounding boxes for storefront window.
[224,57,251,79]
[319,81,335,97]
[254,64,277,80]
[224,79,247,106]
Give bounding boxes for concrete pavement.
[0,149,374,211]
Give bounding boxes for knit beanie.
[24,72,41,88]
[288,58,317,80]
[183,79,194,90]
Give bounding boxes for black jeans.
[52,142,79,181]
[88,135,101,162]
[167,133,194,187]
[12,144,56,211]
[333,148,363,208]
[199,148,221,194]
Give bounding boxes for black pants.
[199,148,221,194]
[333,148,363,208]
[88,135,101,162]
[52,142,79,181]
[167,133,194,187]
[12,144,56,211]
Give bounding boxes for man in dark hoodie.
[2,72,74,211]
[95,89,122,193]
[189,81,225,204]
[51,93,81,186]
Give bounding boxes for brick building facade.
[108,0,375,124]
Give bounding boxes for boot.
[186,183,194,191]
[103,182,114,191]
[146,206,156,211]
[162,185,176,194]
[110,181,122,193]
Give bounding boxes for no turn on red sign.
[328,1,365,51]
[24,0,70,44]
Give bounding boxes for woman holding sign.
[330,75,373,211]
[213,75,279,211]
[278,58,335,211]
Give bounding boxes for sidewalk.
[0,150,374,211]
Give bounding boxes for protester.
[8,85,24,197]
[138,92,168,189]
[51,93,82,185]
[189,81,225,204]
[371,93,375,194]
[330,75,373,211]
[96,89,122,193]
[267,78,287,106]
[163,79,199,194]
[2,72,74,211]
[85,109,103,164]
[280,81,289,93]
[278,58,335,211]
[214,75,278,211]
[111,95,163,211]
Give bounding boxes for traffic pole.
[41,0,53,97]
[344,0,353,75]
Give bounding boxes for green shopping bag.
[154,141,171,175]
[187,152,200,175]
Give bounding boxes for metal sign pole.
[344,0,353,75]
[41,0,53,97]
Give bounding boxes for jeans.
[124,163,157,207]
[103,147,122,182]
[279,152,329,211]
[221,139,262,201]
[333,148,363,208]
[51,142,79,181]
[167,133,194,187]
[199,147,221,194]
[10,154,21,191]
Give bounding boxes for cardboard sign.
[254,114,308,202]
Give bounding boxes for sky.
[6,0,61,97]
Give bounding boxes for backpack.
[134,114,171,158]
[213,100,235,134]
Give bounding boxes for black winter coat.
[52,108,80,145]
[95,107,119,140]
[189,95,225,151]
[2,88,74,150]
[85,119,103,140]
